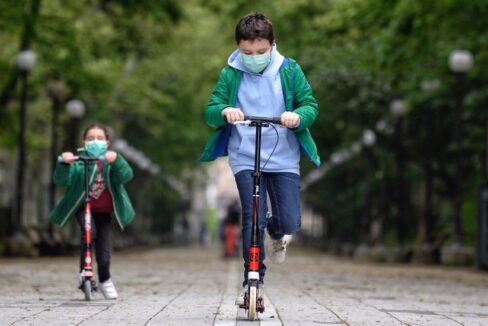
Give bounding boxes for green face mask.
[240,53,271,74]
[85,140,107,157]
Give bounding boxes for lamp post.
[390,99,407,248]
[448,49,473,246]
[65,99,85,151]
[374,120,390,254]
[12,49,36,236]
[357,129,376,258]
[485,111,488,183]
[478,100,488,269]
[65,99,85,242]
[47,80,68,213]
[46,79,68,243]
[419,80,441,254]
[476,112,488,270]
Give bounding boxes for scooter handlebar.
[234,116,282,125]
[57,155,106,163]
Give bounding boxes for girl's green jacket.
[198,58,321,167]
[49,153,135,229]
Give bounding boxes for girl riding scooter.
[50,123,135,300]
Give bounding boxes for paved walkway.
[0,245,487,325]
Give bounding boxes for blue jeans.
[234,170,301,286]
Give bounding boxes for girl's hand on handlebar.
[222,107,245,124]
[105,151,117,164]
[61,152,78,164]
[281,112,300,128]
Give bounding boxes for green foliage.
[289,0,488,248]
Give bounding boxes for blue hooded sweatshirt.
[227,45,300,175]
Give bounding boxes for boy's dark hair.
[235,12,274,45]
[82,123,111,141]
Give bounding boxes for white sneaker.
[235,286,246,305]
[266,232,292,264]
[99,279,118,300]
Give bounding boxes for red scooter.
[58,154,104,301]
[234,116,281,320]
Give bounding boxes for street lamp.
[448,49,474,73]
[330,152,344,165]
[362,129,376,147]
[351,142,362,154]
[15,50,37,71]
[449,48,473,246]
[65,99,85,151]
[390,99,407,118]
[66,99,85,119]
[12,49,36,236]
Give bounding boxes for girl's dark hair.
[235,12,274,44]
[82,123,110,140]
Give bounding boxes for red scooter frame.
[234,116,281,320]
[58,154,104,300]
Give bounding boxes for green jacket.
[198,58,321,166]
[49,153,135,229]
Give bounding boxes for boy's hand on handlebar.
[222,107,245,124]
[61,152,78,164]
[105,151,117,164]
[281,112,300,128]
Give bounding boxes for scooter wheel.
[83,280,92,301]
[248,285,257,320]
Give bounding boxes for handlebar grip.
[270,117,282,124]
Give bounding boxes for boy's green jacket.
[49,153,135,229]
[198,58,321,167]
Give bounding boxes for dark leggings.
[76,210,112,283]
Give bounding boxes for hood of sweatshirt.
[225,44,299,175]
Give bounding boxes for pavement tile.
[0,245,487,325]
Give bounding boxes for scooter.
[234,116,282,320]
[58,154,104,301]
